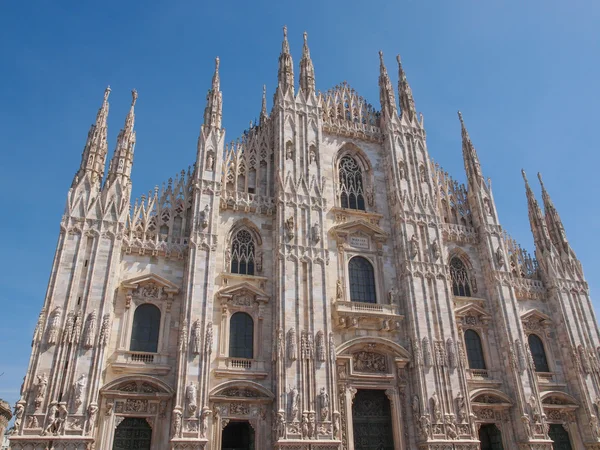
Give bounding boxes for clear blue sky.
[1,1,599,408]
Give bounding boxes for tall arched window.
[229,312,254,359]
[130,304,161,353]
[231,229,255,275]
[528,334,550,373]
[450,257,472,297]
[464,329,486,370]
[339,155,365,211]
[348,256,376,304]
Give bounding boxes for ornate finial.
[521,169,530,186]
[131,89,138,106]
[283,25,288,39]
[457,110,464,125]
[215,56,220,72]
[396,54,401,65]
[379,50,384,64]
[537,172,545,190]
[104,86,111,101]
[303,31,308,44]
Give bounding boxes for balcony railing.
[110,351,171,375]
[536,372,555,383]
[335,301,400,316]
[468,369,490,380]
[215,357,267,378]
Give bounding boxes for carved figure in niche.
[388,287,399,304]
[311,222,321,244]
[419,165,427,183]
[366,184,374,207]
[206,152,214,171]
[171,408,182,438]
[73,374,87,411]
[398,161,406,180]
[34,373,48,409]
[301,412,309,438]
[191,320,201,355]
[431,392,441,422]
[319,388,330,421]
[27,415,39,428]
[105,400,114,416]
[419,414,432,439]
[286,141,294,160]
[431,239,441,261]
[315,331,326,362]
[274,328,284,361]
[308,412,316,438]
[251,250,262,273]
[333,411,340,438]
[515,339,526,372]
[285,216,295,240]
[446,417,458,439]
[199,406,211,438]
[47,307,62,346]
[100,313,111,346]
[42,401,59,435]
[410,234,419,258]
[288,328,297,361]
[275,410,286,438]
[336,279,343,301]
[82,311,97,349]
[447,338,457,369]
[422,337,433,367]
[85,403,98,435]
[55,403,68,435]
[483,198,492,215]
[200,204,210,229]
[309,146,317,164]
[186,382,197,415]
[353,351,387,373]
[496,245,505,268]
[13,402,24,430]
[179,319,188,352]
[205,321,213,355]
[290,386,300,421]
[329,332,336,363]
[301,331,314,360]
[456,392,466,423]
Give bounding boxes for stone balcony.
[214,357,268,379]
[110,350,171,375]
[334,300,404,332]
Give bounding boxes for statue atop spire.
[378,51,397,119]
[107,89,137,184]
[396,55,416,122]
[260,85,268,124]
[458,111,484,185]
[299,31,315,94]
[277,26,294,95]
[203,57,223,129]
[73,86,111,186]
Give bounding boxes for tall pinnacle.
[203,57,223,129]
[260,85,268,124]
[108,90,137,182]
[396,55,416,122]
[278,26,294,94]
[458,111,484,185]
[538,173,570,252]
[378,51,397,118]
[299,31,315,94]
[522,170,551,251]
[74,86,111,186]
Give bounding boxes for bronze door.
[352,389,394,450]
[112,417,152,450]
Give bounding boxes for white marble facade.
[9,29,600,450]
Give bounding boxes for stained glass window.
[231,230,255,275]
[450,257,472,297]
[130,304,160,353]
[339,155,366,211]
[229,312,254,359]
[464,329,486,370]
[528,334,550,373]
[349,257,376,304]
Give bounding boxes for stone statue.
[288,328,297,361]
[329,332,336,363]
[456,392,466,423]
[336,279,343,301]
[200,204,210,229]
[171,408,182,438]
[255,251,263,272]
[99,313,111,347]
[398,161,406,180]
[199,406,211,438]
[309,146,317,164]
[412,395,420,416]
[496,246,505,268]
[311,222,320,244]
[206,152,214,171]
[47,307,62,346]
[85,403,98,435]
[73,373,87,411]
[388,287,399,304]
[446,338,456,369]
[42,401,58,435]
[432,239,441,261]
[13,402,24,430]
[286,142,294,160]
[186,382,197,415]
[82,311,97,349]
[205,321,213,355]
[290,386,300,421]
[275,410,286,438]
[56,403,68,435]
[316,331,326,362]
[410,234,419,258]
[308,412,316,438]
[333,411,340,439]
[35,373,48,409]
[191,320,202,355]
[301,412,309,439]
[285,216,295,240]
[319,387,330,421]
[431,392,441,422]
[105,400,114,416]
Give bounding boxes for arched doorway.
[112,417,152,450]
[478,423,504,450]
[222,420,255,450]
[352,389,394,450]
[549,424,573,450]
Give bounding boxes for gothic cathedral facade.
[9,28,600,450]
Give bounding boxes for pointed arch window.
[348,256,376,304]
[229,312,254,359]
[130,304,161,353]
[528,334,550,373]
[450,257,472,297]
[230,229,255,275]
[339,155,365,211]
[464,329,486,370]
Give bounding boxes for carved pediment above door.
[121,273,180,302]
[329,218,388,250]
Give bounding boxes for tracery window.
[339,155,365,211]
[130,304,161,353]
[464,329,486,370]
[528,333,550,373]
[450,257,472,297]
[231,229,255,275]
[348,256,376,304]
[229,312,254,359]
